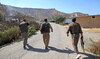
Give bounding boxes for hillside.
[5,5,71,21]
[0,3,89,21]
[0,3,7,21]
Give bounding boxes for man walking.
[67,18,83,58]
[40,19,53,50]
[19,19,29,49]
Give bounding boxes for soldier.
[67,18,83,59]
[19,19,29,49]
[40,19,53,50]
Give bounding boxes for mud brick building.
[76,15,100,28]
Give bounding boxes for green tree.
[52,15,66,23]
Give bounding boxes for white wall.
[63,19,72,23]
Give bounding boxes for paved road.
[0,23,98,59]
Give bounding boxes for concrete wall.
[76,15,100,28]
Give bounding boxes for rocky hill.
[0,3,89,21]
[0,3,7,21]
[5,5,71,21]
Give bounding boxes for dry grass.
[89,40,100,57]
[82,28,100,31]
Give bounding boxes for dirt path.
[0,23,99,59]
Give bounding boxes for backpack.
[41,23,50,33]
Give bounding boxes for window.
[92,16,95,18]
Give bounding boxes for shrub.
[0,21,39,46]
[89,39,100,56]
[28,21,40,30]
[28,26,36,36]
[0,26,19,46]
[50,20,56,23]
[59,23,69,26]
[0,32,3,44]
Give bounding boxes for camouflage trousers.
[21,32,28,46]
[71,34,80,54]
[43,33,50,48]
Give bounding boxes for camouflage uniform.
[40,22,53,49]
[67,22,82,53]
[19,21,29,47]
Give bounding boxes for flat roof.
[74,15,100,18]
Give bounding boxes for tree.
[52,15,66,23]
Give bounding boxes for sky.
[0,0,100,15]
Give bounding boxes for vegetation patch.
[0,26,20,46]
[28,26,36,36]
[0,21,40,46]
[87,38,100,57]
[59,23,69,26]
[52,15,66,23]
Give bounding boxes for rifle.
[80,36,85,53]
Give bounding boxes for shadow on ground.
[80,52,100,59]
[25,44,100,59]
[48,46,74,54]
[25,44,74,54]
[25,44,49,52]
